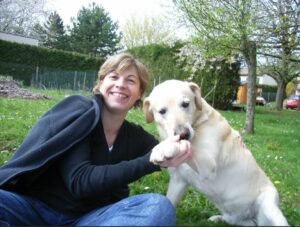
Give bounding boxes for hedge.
[128,42,186,94]
[0,39,104,85]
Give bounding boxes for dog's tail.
[256,187,289,226]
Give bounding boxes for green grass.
[0,89,299,226]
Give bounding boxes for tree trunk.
[275,80,286,110]
[244,41,257,134]
[275,55,288,111]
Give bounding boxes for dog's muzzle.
[175,126,191,140]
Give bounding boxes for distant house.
[236,66,277,104]
[0,31,39,46]
[236,81,248,104]
[257,74,277,86]
[239,66,277,86]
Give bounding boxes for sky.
[46,0,172,27]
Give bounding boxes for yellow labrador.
[143,80,288,226]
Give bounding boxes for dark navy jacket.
[0,95,160,215]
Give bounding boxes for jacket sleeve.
[59,135,160,199]
[0,95,100,189]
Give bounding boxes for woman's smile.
[109,91,128,99]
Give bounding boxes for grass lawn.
[0,88,299,226]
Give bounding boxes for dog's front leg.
[188,151,217,181]
[166,167,188,206]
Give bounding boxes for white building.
[0,31,39,46]
[257,74,277,86]
[239,66,277,86]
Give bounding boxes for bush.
[0,61,35,86]
[193,59,241,110]
[0,39,104,85]
[128,44,241,110]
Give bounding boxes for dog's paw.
[150,140,180,164]
[150,147,165,164]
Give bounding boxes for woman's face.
[99,65,141,114]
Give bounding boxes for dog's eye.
[159,108,167,115]
[181,101,190,108]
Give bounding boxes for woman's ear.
[189,82,202,111]
[143,98,154,123]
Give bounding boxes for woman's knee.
[142,193,176,225]
[147,193,174,211]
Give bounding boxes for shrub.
[0,39,103,85]
[193,59,241,110]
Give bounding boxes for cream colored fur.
[143,80,288,226]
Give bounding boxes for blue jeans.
[0,189,176,226]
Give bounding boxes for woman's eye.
[127,79,136,84]
[159,108,167,115]
[182,101,189,108]
[109,75,118,80]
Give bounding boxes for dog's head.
[143,80,202,141]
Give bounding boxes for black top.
[0,95,160,216]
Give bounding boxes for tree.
[256,0,300,110]
[68,3,121,58]
[173,0,260,134]
[259,56,300,104]
[121,15,176,49]
[0,0,48,36]
[33,11,67,50]
[176,43,241,110]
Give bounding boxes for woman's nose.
[115,77,125,87]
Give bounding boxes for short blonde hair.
[93,53,149,108]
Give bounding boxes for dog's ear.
[143,98,154,123]
[189,82,202,110]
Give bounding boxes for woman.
[0,53,192,226]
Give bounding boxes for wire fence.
[32,66,98,91]
[1,61,279,101]
[0,61,98,91]
[262,91,277,102]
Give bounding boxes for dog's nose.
[175,126,190,140]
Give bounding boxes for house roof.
[0,31,39,46]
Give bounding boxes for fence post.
[83,72,87,90]
[74,71,77,90]
[35,65,39,87]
